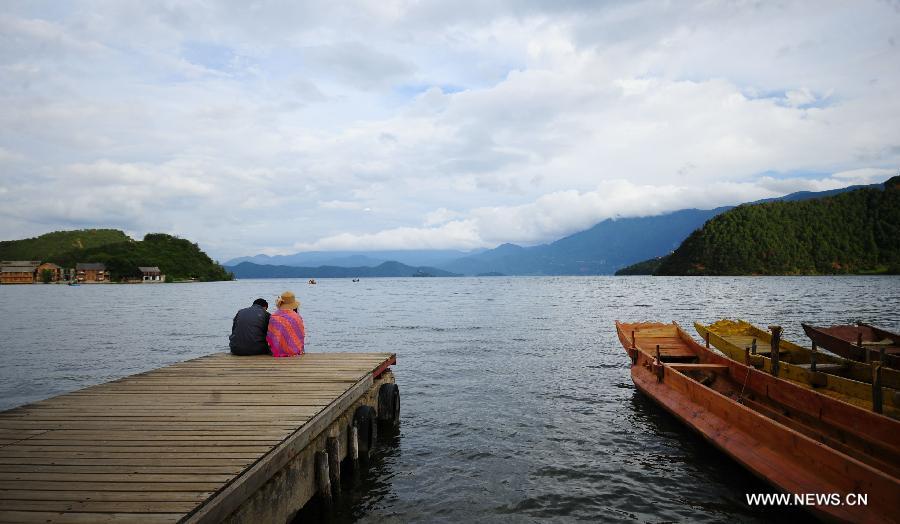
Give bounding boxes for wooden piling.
[315,451,332,507]
[348,424,360,483]
[327,437,341,497]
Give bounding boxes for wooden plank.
[0,511,183,523]
[0,500,196,513]
[668,364,729,371]
[183,372,375,524]
[7,440,281,448]
[2,446,273,453]
[0,351,396,522]
[0,458,252,467]
[0,473,235,483]
[0,465,246,475]
[0,491,212,502]
[0,481,220,491]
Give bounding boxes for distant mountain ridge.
[225,182,880,277]
[655,178,899,275]
[225,249,479,268]
[226,261,460,279]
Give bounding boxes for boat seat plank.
[793,363,845,373]
[668,364,730,372]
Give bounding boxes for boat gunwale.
[802,322,900,369]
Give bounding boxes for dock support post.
[705,332,710,348]
[315,451,332,508]
[349,424,360,483]
[327,437,341,497]
[631,330,636,349]
[750,338,757,355]
[769,326,781,377]
[744,347,751,365]
[810,342,817,373]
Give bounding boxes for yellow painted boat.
[695,319,900,419]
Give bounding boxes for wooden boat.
[615,321,900,523]
[803,323,900,369]
[695,320,899,418]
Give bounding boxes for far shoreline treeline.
[0,229,233,283]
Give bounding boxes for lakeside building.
[0,261,41,284]
[139,266,165,283]
[75,262,109,283]
[0,261,163,284]
[36,262,63,282]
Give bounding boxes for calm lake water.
[1,276,898,522]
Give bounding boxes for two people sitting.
[229,291,306,357]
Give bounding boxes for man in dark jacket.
[229,298,271,355]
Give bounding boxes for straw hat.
[275,290,300,310]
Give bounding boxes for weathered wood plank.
[0,351,396,522]
[0,511,183,523]
[0,490,212,502]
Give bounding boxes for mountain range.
[227,261,458,279]
[224,183,882,278]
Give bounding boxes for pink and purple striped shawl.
[266,309,306,357]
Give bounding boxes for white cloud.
[1,1,899,258]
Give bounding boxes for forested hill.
[0,229,233,281]
[0,229,129,260]
[655,177,900,275]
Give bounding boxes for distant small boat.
[615,320,900,522]
[67,281,80,287]
[308,279,317,285]
[802,323,900,369]
[352,278,360,282]
[696,319,899,418]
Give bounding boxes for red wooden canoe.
[802,323,900,369]
[616,321,900,523]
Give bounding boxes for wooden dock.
[0,352,397,523]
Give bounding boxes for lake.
[1,276,898,522]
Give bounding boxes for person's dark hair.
[253,298,268,308]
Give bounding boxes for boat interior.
[616,321,900,479]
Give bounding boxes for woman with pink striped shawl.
[266,290,306,357]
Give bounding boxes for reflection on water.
[1,276,897,522]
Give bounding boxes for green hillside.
[655,177,900,275]
[0,229,129,261]
[1,230,233,282]
[615,255,671,275]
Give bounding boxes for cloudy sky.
[1,1,898,260]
